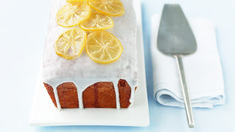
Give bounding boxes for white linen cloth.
[151,15,225,108]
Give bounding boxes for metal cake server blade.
[157,4,197,128]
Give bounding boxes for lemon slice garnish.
[56,2,91,27]
[55,29,87,60]
[80,12,114,31]
[88,0,125,16]
[86,31,123,64]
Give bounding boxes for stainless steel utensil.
[157,4,197,128]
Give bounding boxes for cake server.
[157,4,197,128]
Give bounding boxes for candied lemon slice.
[56,2,91,27]
[88,0,125,16]
[80,12,114,31]
[55,29,87,60]
[86,31,123,64]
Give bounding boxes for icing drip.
[127,79,138,108]
[53,87,61,110]
[74,83,83,109]
[113,81,120,109]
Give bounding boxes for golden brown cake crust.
[44,80,133,109]
[83,82,117,108]
[118,79,131,108]
[43,82,57,108]
[57,82,79,108]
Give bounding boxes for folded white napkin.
[151,15,225,108]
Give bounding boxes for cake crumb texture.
[83,82,117,108]
[118,79,131,108]
[57,82,79,108]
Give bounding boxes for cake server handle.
[175,55,194,128]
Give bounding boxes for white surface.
[151,15,225,108]
[29,0,149,127]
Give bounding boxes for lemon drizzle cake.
[42,0,137,110]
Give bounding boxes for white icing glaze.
[43,0,137,109]
[113,80,120,109]
[53,86,61,110]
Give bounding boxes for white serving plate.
[29,0,149,127]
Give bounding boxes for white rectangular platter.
[29,0,149,127]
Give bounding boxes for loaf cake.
[42,0,137,110]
